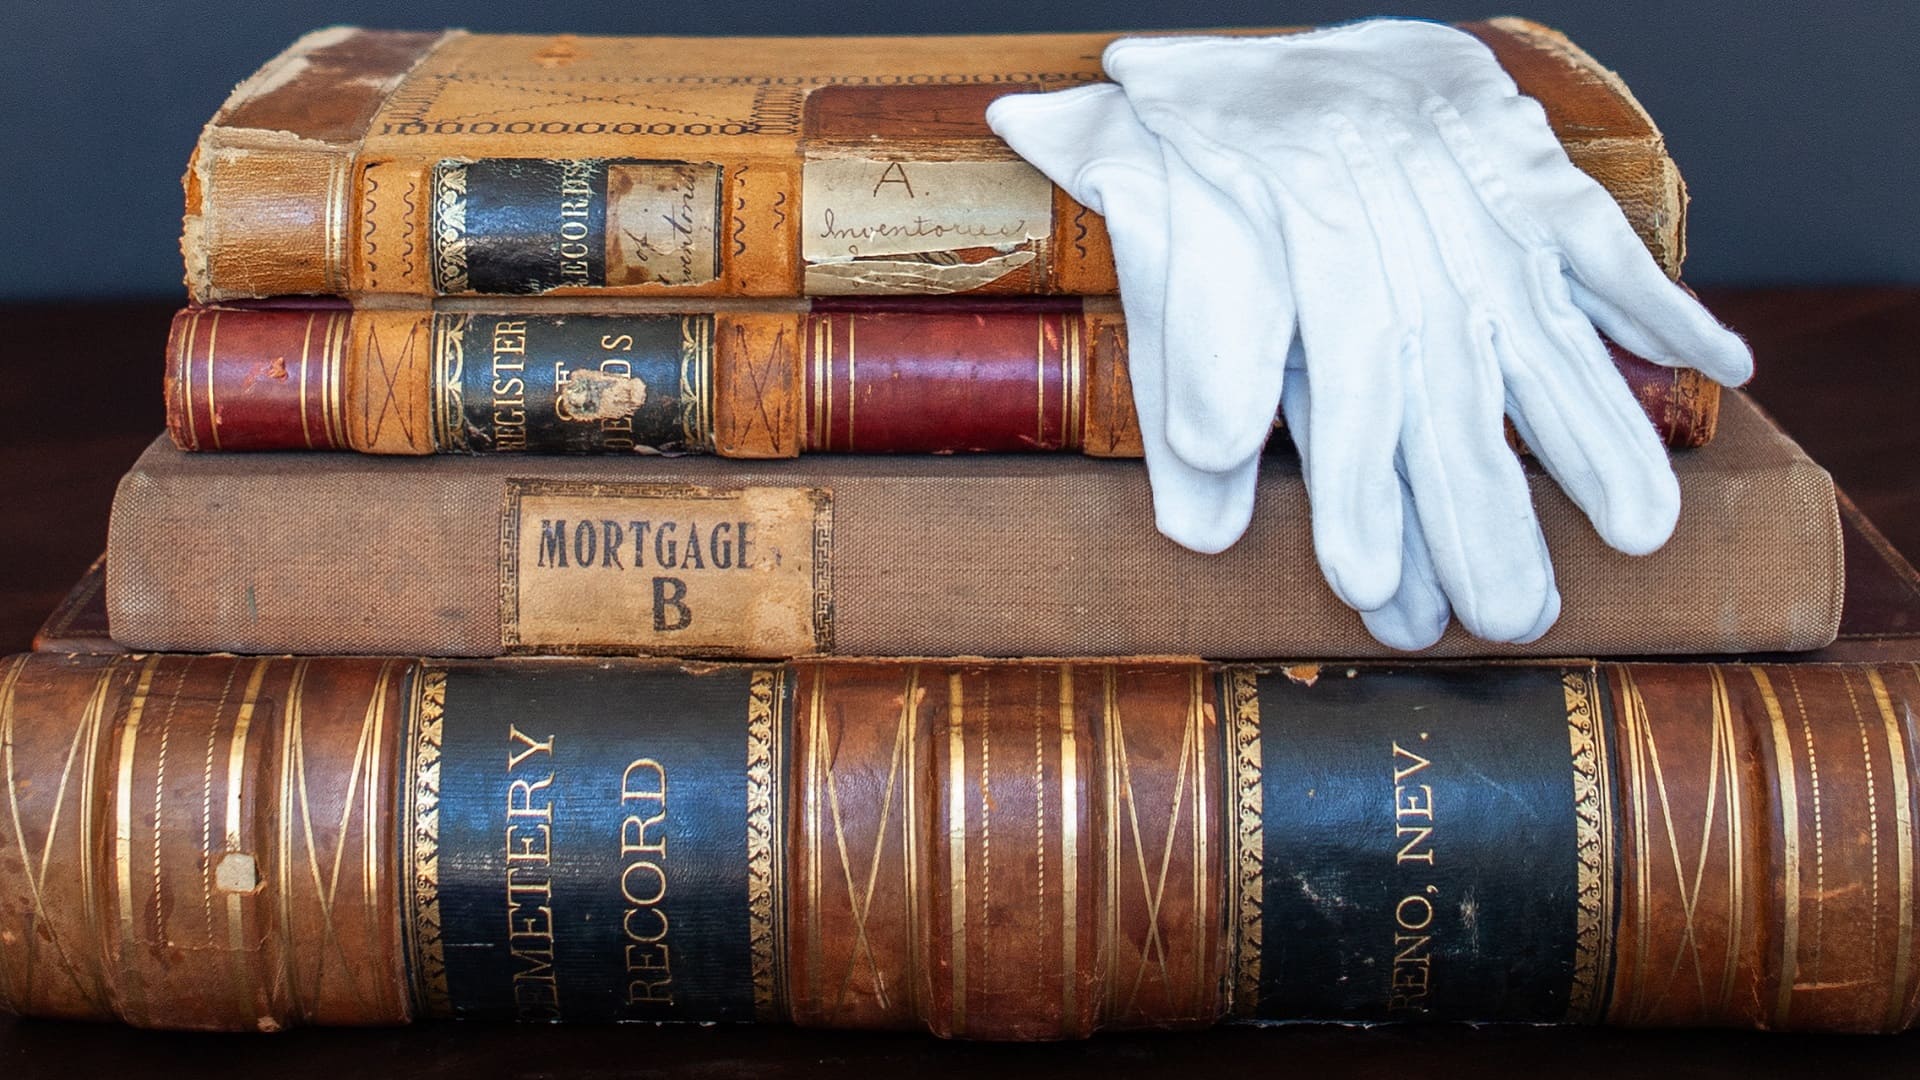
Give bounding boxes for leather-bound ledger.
[163,301,1721,457]
[3,651,1918,1036]
[184,20,1689,305]
[105,391,1841,659]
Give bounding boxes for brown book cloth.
[59,486,1914,658]
[105,391,1841,659]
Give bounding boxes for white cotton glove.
[986,84,1269,553]
[1097,19,1752,643]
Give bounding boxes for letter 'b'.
[653,577,692,631]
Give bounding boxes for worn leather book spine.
[2,653,1916,1036]
[163,302,1718,457]
[106,390,1844,659]
[183,19,1689,305]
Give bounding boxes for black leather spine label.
[1250,665,1585,1022]
[420,662,786,1022]
[430,159,723,294]
[434,313,713,453]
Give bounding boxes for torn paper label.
[804,250,1037,295]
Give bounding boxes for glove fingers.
[1445,95,1753,386]
[985,84,1155,212]
[1357,477,1453,652]
[1400,315,1556,643]
[991,85,1261,554]
[1158,144,1292,473]
[1496,281,1683,556]
[1283,364,1443,649]
[1142,443,1261,555]
[1271,150,1409,613]
[1387,98,1681,561]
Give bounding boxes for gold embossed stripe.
[430,314,468,453]
[404,665,450,1018]
[1562,667,1615,1023]
[1751,669,1801,1029]
[322,311,351,450]
[947,672,969,1035]
[0,657,117,1014]
[1226,668,1263,1019]
[679,315,716,451]
[323,157,350,295]
[745,668,783,1022]
[1867,669,1914,1031]
[1058,667,1079,1025]
[176,310,205,450]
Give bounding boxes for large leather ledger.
[163,301,1720,457]
[2,651,1917,1037]
[105,390,1841,660]
[185,20,1689,305]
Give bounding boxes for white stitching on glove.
[988,18,1753,647]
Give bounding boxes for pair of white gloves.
[985,19,1753,650]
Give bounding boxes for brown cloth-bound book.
[2,651,1917,1037]
[105,390,1841,660]
[185,20,1690,304]
[47,486,1918,659]
[163,301,1720,457]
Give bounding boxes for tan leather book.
[184,20,1691,304]
[104,390,1841,659]
[2,652,1916,1035]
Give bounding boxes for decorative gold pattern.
[1227,668,1263,1018]
[431,314,467,452]
[1563,668,1615,1022]
[273,659,393,1017]
[745,668,782,1022]
[404,665,450,1018]
[0,657,115,1013]
[679,315,716,450]
[1614,666,1746,1024]
[810,490,836,651]
[431,164,471,294]
[1102,666,1210,1022]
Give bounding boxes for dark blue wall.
[7,1,1914,297]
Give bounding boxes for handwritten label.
[501,481,832,655]
[606,163,722,286]
[801,158,1051,262]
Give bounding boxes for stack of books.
[3,20,1919,1040]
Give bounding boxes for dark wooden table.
[2,289,1917,1076]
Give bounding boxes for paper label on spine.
[801,159,1051,261]
[501,481,832,655]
